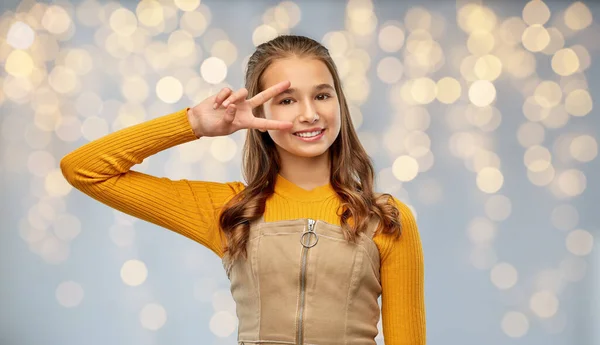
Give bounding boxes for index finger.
[247,80,291,108]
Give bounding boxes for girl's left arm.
[376,197,426,345]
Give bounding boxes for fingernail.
[223,100,229,107]
[213,103,217,109]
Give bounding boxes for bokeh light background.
[0,0,598,344]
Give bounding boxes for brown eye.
[316,93,331,100]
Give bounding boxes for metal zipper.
[297,218,317,345]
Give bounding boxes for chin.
[279,145,330,159]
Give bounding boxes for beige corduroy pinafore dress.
[222,213,383,345]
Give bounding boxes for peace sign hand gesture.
[187,80,294,138]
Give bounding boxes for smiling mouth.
[293,129,325,138]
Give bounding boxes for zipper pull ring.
[300,219,318,248]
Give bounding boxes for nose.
[297,102,318,123]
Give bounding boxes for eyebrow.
[279,83,335,95]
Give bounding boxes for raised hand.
[187,80,294,138]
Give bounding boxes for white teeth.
[295,130,322,138]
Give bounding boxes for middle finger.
[222,88,249,108]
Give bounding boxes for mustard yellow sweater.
[60,108,426,344]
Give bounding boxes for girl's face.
[260,57,342,160]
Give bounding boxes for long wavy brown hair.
[219,35,402,261]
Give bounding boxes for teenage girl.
[61,35,426,345]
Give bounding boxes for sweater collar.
[273,173,336,202]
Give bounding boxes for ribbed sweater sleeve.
[59,108,245,257]
[377,197,426,344]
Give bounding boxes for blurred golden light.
[534,81,562,108]
[48,66,78,94]
[467,30,495,55]
[377,57,403,84]
[110,8,138,36]
[524,145,551,172]
[498,17,527,46]
[569,135,597,162]
[55,116,82,142]
[471,149,501,173]
[76,91,103,117]
[168,30,195,58]
[459,55,479,81]
[503,49,536,79]
[42,5,72,35]
[571,45,591,72]
[211,40,238,66]
[564,89,592,116]
[404,7,431,32]
[252,24,278,46]
[210,137,237,162]
[174,0,200,12]
[323,31,351,57]
[467,217,496,244]
[27,150,55,178]
[565,229,594,256]
[468,80,496,107]
[378,23,405,53]
[485,194,512,221]
[522,0,551,26]
[530,290,559,318]
[476,167,503,193]
[7,21,35,49]
[522,96,547,122]
[502,311,529,338]
[180,11,209,37]
[564,1,592,31]
[474,54,502,81]
[200,57,228,84]
[76,0,102,27]
[491,262,518,289]
[45,169,73,197]
[404,131,430,157]
[344,75,369,104]
[411,77,436,104]
[552,48,580,76]
[136,0,164,27]
[81,116,109,141]
[404,107,431,131]
[122,76,149,103]
[457,3,497,33]
[156,76,183,104]
[64,49,93,75]
[121,259,148,286]
[541,28,565,55]
[522,24,550,52]
[350,15,378,37]
[4,76,34,102]
[53,214,81,242]
[272,1,301,29]
[436,77,461,104]
[557,169,586,197]
[392,155,419,182]
[5,50,35,77]
[25,124,52,149]
[540,104,569,129]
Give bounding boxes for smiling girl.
[61,35,426,345]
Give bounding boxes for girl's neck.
[277,150,330,192]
